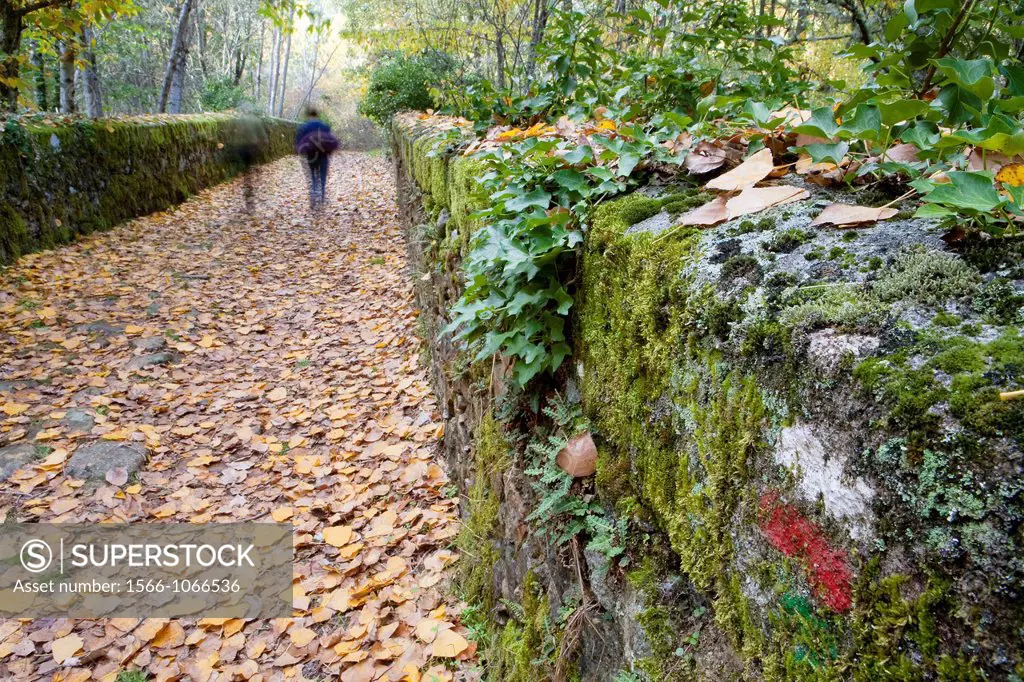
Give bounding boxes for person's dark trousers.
[307,154,329,208]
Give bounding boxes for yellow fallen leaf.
[124,325,144,334]
[151,621,186,648]
[289,626,318,647]
[51,634,84,664]
[198,335,216,348]
[271,506,294,522]
[324,525,353,547]
[268,387,287,402]
[2,402,30,416]
[996,162,1024,187]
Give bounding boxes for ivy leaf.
[913,203,956,218]
[919,171,1004,213]
[798,141,849,164]
[934,84,983,125]
[933,57,996,101]
[791,106,840,139]
[504,188,552,212]
[901,120,940,148]
[552,169,589,194]
[838,105,881,141]
[562,145,593,165]
[1001,64,1024,97]
[616,152,641,177]
[877,99,930,126]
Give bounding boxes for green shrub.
[200,77,252,112]
[358,51,453,127]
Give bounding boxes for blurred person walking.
[295,108,339,209]
[230,113,269,213]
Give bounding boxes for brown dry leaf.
[685,140,739,174]
[415,618,450,644]
[677,196,730,227]
[726,186,809,219]
[340,659,378,682]
[105,467,129,486]
[795,154,838,175]
[51,634,84,664]
[271,506,294,522]
[556,432,598,478]
[705,148,774,191]
[883,143,921,164]
[809,203,899,228]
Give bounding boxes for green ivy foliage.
[358,51,454,127]
[438,0,1023,387]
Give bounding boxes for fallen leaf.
[996,163,1024,187]
[677,195,730,226]
[105,467,129,486]
[725,185,809,219]
[430,628,469,658]
[51,634,83,664]
[2,402,30,416]
[705,148,774,191]
[324,525,354,547]
[289,627,318,647]
[809,203,899,228]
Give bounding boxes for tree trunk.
[30,38,47,110]
[277,22,292,117]
[267,27,280,115]
[255,21,264,99]
[0,0,24,111]
[159,0,195,113]
[79,24,102,117]
[526,0,547,80]
[495,31,506,91]
[196,0,208,78]
[58,40,76,113]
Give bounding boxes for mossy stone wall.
[0,114,296,263]
[393,116,1024,681]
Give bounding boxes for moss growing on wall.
[455,412,509,610]
[394,119,1024,681]
[0,114,296,264]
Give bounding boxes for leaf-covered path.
[0,154,476,681]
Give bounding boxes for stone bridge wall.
[393,115,1024,681]
[0,114,296,263]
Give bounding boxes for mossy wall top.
[0,114,296,263]
[393,116,1024,681]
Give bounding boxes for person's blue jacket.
[296,119,331,147]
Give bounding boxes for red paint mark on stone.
[759,493,853,613]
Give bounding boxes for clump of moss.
[487,572,556,682]
[873,246,982,306]
[973,278,1024,325]
[763,228,813,254]
[932,311,962,327]
[720,254,762,285]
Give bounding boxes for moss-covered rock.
[392,114,1024,681]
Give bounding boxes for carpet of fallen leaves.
[0,154,479,682]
